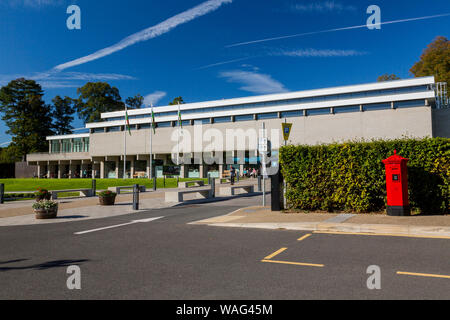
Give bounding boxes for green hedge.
[280,138,449,214]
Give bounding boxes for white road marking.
[74,217,164,235]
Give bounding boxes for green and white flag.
[178,103,182,128]
[125,106,132,136]
[151,104,156,134]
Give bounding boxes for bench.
[165,188,212,202]
[108,185,146,194]
[219,185,254,196]
[51,189,93,200]
[178,180,205,188]
[133,171,147,179]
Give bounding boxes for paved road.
[1,196,449,300]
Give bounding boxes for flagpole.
[123,105,127,179]
[177,102,180,168]
[150,104,153,180]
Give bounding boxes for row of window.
[50,138,90,153]
[91,100,425,133]
[105,86,430,122]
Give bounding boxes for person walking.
[230,166,236,185]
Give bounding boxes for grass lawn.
[0,178,209,192]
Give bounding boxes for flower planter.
[35,194,52,202]
[34,207,58,219]
[99,195,116,206]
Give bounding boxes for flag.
[151,104,156,134]
[178,103,182,128]
[125,107,132,136]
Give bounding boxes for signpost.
[259,124,268,207]
[281,120,293,209]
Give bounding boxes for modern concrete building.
[27,76,449,179]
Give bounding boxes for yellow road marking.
[262,259,324,268]
[297,233,312,242]
[397,271,450,279]
[264,247,288,260]
[313,231,450,240]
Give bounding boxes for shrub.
[34,188,50,197]
[280,137,449,214]
[32,200,58,210]
[98,190,116,197]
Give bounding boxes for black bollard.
[0,183,4,204]
[133,184,140,210]
[210,177,216,198]
[153,176,157,191]
[257,175,262,192]
[271,171,283,211]
[91,179,96,197]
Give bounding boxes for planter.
[35,194,52,202]
[34,207,58,219]
[99,195,116,206]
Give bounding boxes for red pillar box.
[382,150,410,216]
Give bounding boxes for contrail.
[195,56,254,70]
[226,13,450,48]
[53,0,233,71]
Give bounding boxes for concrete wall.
[15,162,37,178]
[90,107,434,156]
[432,108,450,138]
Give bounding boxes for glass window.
[194,119,211,125]
[306,108,331,116]
[363,103,391,111]
[281,110,303,118]
[214,116,232,123]
[235,114,254,122]
[72,138,83,153]
[83,138,89,152]
[61,139,71,153]
[257,113,278,120]
[93,128,104,133]
[394,100,425,109]
[334,105,361,114]
[158,122,172,128]
[107,126,121,132]
[139,124,151,130]
[51,141,60,153]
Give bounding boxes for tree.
[169,97,185,105]
[410,36,450,84]
[74,82,125,123]
[52,96,75,135]
[126,94,144,109]
[0,78,54,161]
[377,74,401,82]
[0,144,21,164]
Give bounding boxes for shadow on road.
[0,259,89,272]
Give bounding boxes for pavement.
[0,180,262,227]
[191,206,450,239]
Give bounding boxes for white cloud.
[144,91,167,106]
[3,0,68,8]
[53,0,233,71]
[292,1,356,13]
[275,48,367,57]
[0,71,136,89]
[219,70,288,94]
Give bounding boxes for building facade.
[27,76,450,179]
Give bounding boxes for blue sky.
[0,0,449,144]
